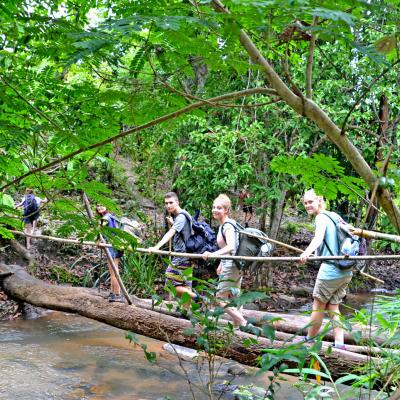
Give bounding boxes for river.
[1,290,392,400]
[0,311,305,400]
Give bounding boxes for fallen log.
[131,297,388,354]
[9,239,34,265]
[242,310,387,346]
[0,263,378,377]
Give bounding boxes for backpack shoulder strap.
[319,211,338,256]
[220,220,238,242]
[319,211,337,224]
[110,214,122,225]
[176,211,193,233]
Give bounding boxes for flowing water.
[1,290,392,399]
[0,311,304,400]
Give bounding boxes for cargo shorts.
[313,276,352,305]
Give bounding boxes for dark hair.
[95,204,107,216]
[164,192,179,202]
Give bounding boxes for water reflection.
[0,312,210,399]
[1,312,296,400]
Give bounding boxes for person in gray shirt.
[149,192,198,307]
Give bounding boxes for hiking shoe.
[109,293,125,303]
[292,336,315,345]
[292,335,307,344]
[179,310,191,320]
[107,293,115,302]
[239,323,262,336]
[195,295,212,309]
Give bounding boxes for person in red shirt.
[239,187,253,228]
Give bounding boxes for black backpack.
[222,221,273,271]
[178,211,219,255]
[320,211,364,271]
[24,194,39,216]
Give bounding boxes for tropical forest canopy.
[1,0,399,240]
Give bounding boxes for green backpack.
[222,222,273,270]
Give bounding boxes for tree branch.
[341,58,400,135]
[306,17,318,99]
[0,74,65,134]
[161,76,280,108]
[0,87,277,191]
[348,125,380,139]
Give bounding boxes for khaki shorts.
[217,260,242,298]
[313,276,352,305]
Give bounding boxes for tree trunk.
[269,189,287,240]
[252,263,273,289]
[0,263,377,377]
[211,0,400,232]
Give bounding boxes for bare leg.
[24,223,33,250]
[225,305,247,327]
[176,285,197,310]
[307,298,328,338]
[109,257,121,294]
[218,293,247,327]
[327,303,344,345]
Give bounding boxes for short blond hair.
[214,194,231,211]
[303,189,326,209]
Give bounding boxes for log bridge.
[0,262,385,379]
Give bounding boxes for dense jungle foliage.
[0,0,399,241]
[1,2,400,398]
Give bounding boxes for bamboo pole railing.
[350,228,400,244]
[236,230,385,284]
[9,229,397,265]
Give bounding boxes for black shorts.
[242,205,253,214]
[109,247,124,259]
[23,212,39,225]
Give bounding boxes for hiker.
[299,189,352,350]
[148,192,199,308]
[239,187,253,228]
[95,204,124,303]
[15,188,47,250]
[202,194,249,329]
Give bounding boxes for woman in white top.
[203,194,247,328]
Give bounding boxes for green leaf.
[0,226,14,239]
[311,8,354,26]
[262,325,276,341]
[283,367,330,379]
[335,374,360,385]
[125,331,138,344]
[0,193,15,208]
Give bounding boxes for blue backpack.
[24,194,39,216]
[178,211,218,255]
[321,211,364,270]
